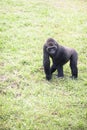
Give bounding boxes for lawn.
[0,0,87,130]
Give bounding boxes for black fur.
[43,38,78,80]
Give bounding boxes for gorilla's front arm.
[43,46,51,80]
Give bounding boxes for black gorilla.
[43,38,78,80]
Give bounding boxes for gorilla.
[43,38,78,80]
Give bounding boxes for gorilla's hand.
[46,74,52,80]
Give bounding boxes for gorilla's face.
[46,42,57,55]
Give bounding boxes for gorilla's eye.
[49,43,53,46]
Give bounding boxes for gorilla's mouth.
[47,47,56,54]
[49,49,56,54]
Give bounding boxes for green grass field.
[0,0,87,130]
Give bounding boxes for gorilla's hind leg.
[57,66,64,78]
[70,55,78,78]
[50,64,57,74]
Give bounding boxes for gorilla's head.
[46,38,58,55]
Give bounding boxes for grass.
[0,0,87,129]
